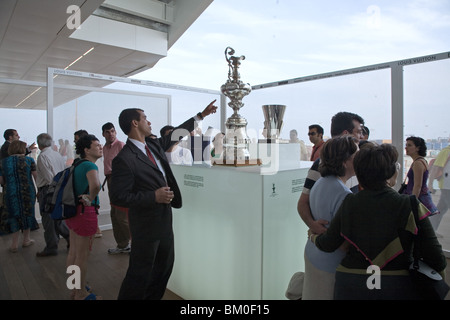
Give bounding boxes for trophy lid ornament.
[221,47,252,126]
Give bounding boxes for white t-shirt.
[165,145,193,166]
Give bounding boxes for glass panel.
[245,68,391,155]
[0,82,46,220]
[404,59,450,249]
[106,82,222,135]
[52,90,169,144]
[52,76,171,219]
[0,83,47,145]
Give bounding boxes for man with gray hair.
[35,133,69,257]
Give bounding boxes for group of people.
[1,101,449,300]
[0,100,218,300]
[289,123,370,163]
[298,111,447,300]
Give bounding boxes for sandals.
[8,239,35,253]
[22,239,35,247]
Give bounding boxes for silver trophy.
[217,47,259,166]
[262,105,286,143]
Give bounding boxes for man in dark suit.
[1,129,36,161]
[110,100,217,300]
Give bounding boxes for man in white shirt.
[160,125,193,166]
[35,133,69,257]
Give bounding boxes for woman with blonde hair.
[0,140,38,252]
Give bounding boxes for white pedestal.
[167,164,310,300]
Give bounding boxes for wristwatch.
[197,112,204,120]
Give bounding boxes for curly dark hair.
[406,136,427,157]
[75,134,99,158]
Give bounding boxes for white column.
[391,64,404,187]
[47,68,54,138]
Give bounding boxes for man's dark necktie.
[145,145,157,166]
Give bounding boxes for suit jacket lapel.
[126,139,157,169]
[146,139,167,165]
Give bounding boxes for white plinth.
[167,164,310,300]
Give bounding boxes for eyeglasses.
[307,132,316,136]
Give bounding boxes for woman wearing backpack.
[66,134,103,300]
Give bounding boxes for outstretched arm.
[159,100,219,151]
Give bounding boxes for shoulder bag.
[408,195,450,300]
[398,175,407,194]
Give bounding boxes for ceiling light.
[15,87,42,108]
[14,47,95,107]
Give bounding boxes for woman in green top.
[65,134,103,300]
[309,143,446,300]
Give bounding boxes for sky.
[136,0,450,90]
[130,0,450,142]
[2,0,450,145]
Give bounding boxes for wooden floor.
[0,224,183,300]
[2,216,450,300]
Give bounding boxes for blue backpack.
[44,159,88,220]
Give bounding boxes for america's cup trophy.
[217,47,260,166]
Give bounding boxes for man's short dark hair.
[330,112,364,137]
[3,129,16,141]
[308,124,324,136]
[74,129,88,138]
[362,125,370,137]
[160,125,175,137]
[118,108,143,135]
[102,122,115,133]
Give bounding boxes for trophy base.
[212,158,262,167]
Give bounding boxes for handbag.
[398,171,408,194]
[398,182,407,194]
[408,195,450,300]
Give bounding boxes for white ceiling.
[0,0,212,110]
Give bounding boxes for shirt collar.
[129,138,146,155]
